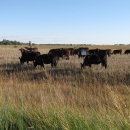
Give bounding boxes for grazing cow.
[99,49,111,57]
[78,47,89,58]
[34,54,59,69]
[73,48,79,55]
[81,52,107,69]
[89,48,100,54]
[112,49,122,55]
[124,49,130,55]
[19,52,40,65]
[106,49,111,57]
[48,48,70,60]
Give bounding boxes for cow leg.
[21,61,24,65]
[88,64,91,67]
[54,63,57,67]
[105,63,107,69]
[42,64,46,70]
[62,55,64,59]
[34,62,37,68]
[41,63,44,69]
[27,61,29,66]
[33,62,35,67]
[102,61,107,69]
[81,63,83,69]
[34,65,37,68]
[101,62,104,67]
[81,63,85,69]
[66,55,69,60]
[51,63,53,68]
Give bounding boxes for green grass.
[0,105,130,130]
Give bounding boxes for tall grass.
[0,45,130,129]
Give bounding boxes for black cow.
[106,49,111,57]
[99,49,111,57]
[124,49,130,55]
[73,48,79,55]
[112,49,122,55]
[34,54,59,69]
[19,52,40,65]
[89,49,100,54]
[81,52,107,69]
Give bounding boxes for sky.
[0,0,130,45]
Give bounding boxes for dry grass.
[0,45,130,129]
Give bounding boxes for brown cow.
[24,47,38,52]
[19,47,38,54]
[19,48,28,54]
[19,47,40,65]
[62,48,70,60]
[67,48,74,56]
[48,48,70,60]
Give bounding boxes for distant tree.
[8,41,12,45]
[29,41,31,47]
[2,39,8,45]
[0,39,35,45]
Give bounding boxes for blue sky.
[0,0,130,45]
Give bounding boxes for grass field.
[0,45,130,130]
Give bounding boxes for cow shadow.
[0,62,83,81]
[32,67,82,81]
[0,62,35,74]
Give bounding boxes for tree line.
[0,39,36,45]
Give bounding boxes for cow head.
[53,56,59,67]
[19,57,24,64]
[19,48,27,54]
[81,55,91,68]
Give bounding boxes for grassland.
[0,45,130,130]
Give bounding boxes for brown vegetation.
[0,45,130,129]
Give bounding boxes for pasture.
[0,45,130,130]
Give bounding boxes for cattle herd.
[19,47,130,69]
